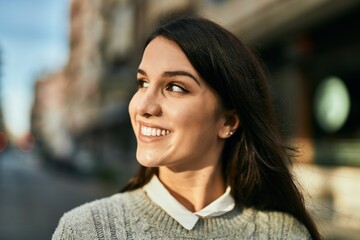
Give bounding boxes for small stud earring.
[227,131,233,136]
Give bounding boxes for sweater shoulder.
[52,191,137,240]
[60,192,125,223]
[253,210,311,239]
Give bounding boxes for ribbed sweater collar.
[121,189,256,238]
[143,175,235,230]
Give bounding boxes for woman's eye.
[167,83,189,93]
[137,79,149,89]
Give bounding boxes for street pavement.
[0,147,118,240]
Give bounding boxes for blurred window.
[314,76,350,133]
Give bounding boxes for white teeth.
[141,126,171,137]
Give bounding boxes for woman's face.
[129,37,229,171]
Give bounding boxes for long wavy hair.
[122,16,320,239]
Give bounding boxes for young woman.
[53,16,321,239]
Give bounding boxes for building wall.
[32,72,73,159]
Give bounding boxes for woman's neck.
[158,165,226,212]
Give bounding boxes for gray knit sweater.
[52,188,311,239]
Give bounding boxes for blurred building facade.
[31,0,360,238]
[0,48,3,130]
[0,47,3,130]
[32,0,138,178]
[0,46,8,152]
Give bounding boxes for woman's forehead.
[139,37,200,79]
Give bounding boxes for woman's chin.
[136,151,162,167]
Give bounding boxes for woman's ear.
[218,110,240,139]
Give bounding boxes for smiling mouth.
[141,126,171,137]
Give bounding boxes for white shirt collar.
[143,175,235,230]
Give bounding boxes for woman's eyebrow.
[137,68,201,86]
[137,68,147,76]
[162,71,200,86]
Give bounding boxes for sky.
[0,0,69,138]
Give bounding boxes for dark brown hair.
[122,16,320,239]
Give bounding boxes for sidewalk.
[0,148,117,240]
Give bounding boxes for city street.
[0,147,118,240]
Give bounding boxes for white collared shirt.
[143,175,235,230]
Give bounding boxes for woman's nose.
[137,90,162,118]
